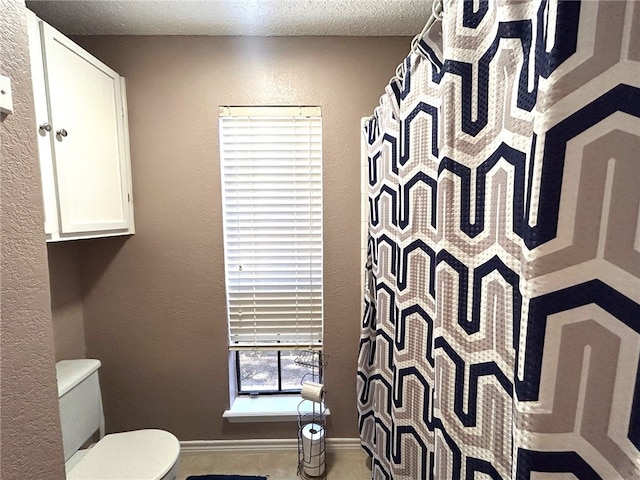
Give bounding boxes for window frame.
[235,349,324,395]
[219,106,324,397]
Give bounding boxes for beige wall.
[48,242,85,360]
[54,35,410,440]
[0,0,65,477]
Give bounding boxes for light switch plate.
[0,75,14,114]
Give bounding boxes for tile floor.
[178,448,372,480]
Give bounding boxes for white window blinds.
[219,106,323,350]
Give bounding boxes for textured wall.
[0,0,65,478]
[47,243,85,360]
[71,35,409,440]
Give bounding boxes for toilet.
[56,359,180,480]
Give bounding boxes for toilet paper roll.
[301,381,325,403]
[301,422,326,477]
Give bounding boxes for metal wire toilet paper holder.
[295,350,328,479]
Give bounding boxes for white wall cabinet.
[28,13,135,242]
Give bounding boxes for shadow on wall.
[47,236,129,361]
[47,236,130,302]
[76,236,130,296]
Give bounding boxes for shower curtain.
[357,1,640,479]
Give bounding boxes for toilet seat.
[67,429,180,480]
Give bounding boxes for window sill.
[222,395,329,423]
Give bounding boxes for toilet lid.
[67,429,180,480]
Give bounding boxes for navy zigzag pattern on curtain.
[357,1,640,479]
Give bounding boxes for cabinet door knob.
[56,128,68,138]
[39,122,52,132]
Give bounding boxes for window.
[219,106,323,395]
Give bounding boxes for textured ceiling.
[25,0,434,36]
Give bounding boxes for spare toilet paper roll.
[301,422,326,477]
[301,381,325,403]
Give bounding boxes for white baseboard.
[180,438,362,453]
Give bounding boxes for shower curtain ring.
[432,0,444,20]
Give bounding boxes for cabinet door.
[42,23,131,235]
[27,13,57,235]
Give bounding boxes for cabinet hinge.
[128,193,131,202]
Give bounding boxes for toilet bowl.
[56,359,180,480]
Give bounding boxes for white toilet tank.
[56,359,104,462]
[56,359,180,480]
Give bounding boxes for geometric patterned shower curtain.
[356,1,640,478]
